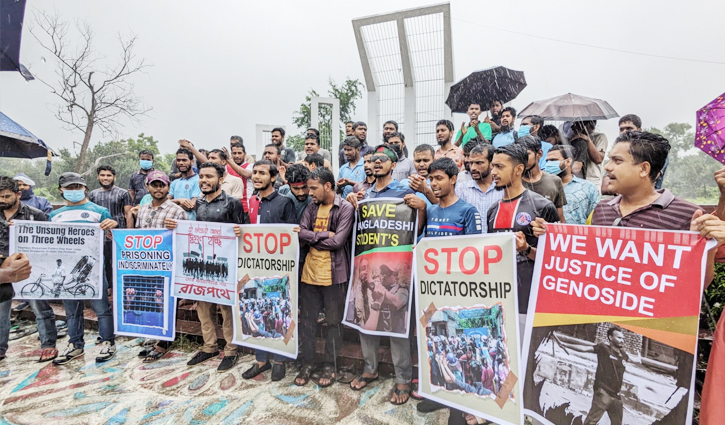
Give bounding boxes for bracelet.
[522,244,531,256]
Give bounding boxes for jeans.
[299,283,344,365]
[256,350,288,363]
[0,299,58,357]
[584,388,623,425]
[63,274,114,346]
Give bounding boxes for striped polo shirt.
[591,189,699,230]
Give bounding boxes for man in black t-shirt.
[488,143,558,337]
[556,326,630,425]
[519,135,567,222]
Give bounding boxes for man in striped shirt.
[455,144,503,232]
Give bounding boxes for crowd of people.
[240,296,292,339]
[2,99,725,425]
[181,256,229,281]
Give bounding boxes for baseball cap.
[146,170,170,186]
[13,173,35,186]
[58,172,87,188]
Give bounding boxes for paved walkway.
[0,333,449,425]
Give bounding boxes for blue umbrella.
[0,111,56,174]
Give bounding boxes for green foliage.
[651,123,721,203]
[286,134,305,154]
[0,133,163,202]
[291,77,364,151]
[704,262,725,330]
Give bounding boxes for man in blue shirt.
[13,174,53,215]
[337,136,366,197]
[169,148,201,220]
[406,157,482,237]
[492,107,518,148]
[545,145,600,224]
[49,172,118,365]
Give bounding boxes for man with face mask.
[520,115,551,169]
[455,144,503,232]
[545,145,599,224]
[49,172,118,365]
[0,176,59,363]
[129,150,155,205]
[13,174,52,215]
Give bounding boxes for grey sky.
[1,0,723,157]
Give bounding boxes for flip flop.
[350,374,379,391]
[390,385,410,405]
[9,326,37,341]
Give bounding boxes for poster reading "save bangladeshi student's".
[342,197,418,338]
[415,233,522,425]
[523,224,715,425]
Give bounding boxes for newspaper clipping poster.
[10,220,103,300]
[415,233,522,425]
[172,220,238,306]
[232,224,299,358]
[343,197,417,338]
[112,229,176,341]
[523,224,715,425]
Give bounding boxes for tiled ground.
[0,333,449,425]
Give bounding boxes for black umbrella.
[445,66,526,113]
[0,111,57,175]
[0,0,34,81]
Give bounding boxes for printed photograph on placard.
[121,275,166,329]
[526,322,691,425]
[424,304,512,401]
[238,275,293,340]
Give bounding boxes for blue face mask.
[140,160,153,170]
[543,160,564,175]
[62,189,86,203]
[518,125,530,136]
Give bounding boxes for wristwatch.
[523,244,532,256]
[371,301,382,311]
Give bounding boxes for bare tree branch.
[28,10,152,173]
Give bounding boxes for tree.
[651,123,721,202]
[291,78,364,151]
[0,133,164,203]
[29,10,151,173]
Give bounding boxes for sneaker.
[53,343,84,365]
[217,355,239,372]
[96,341,117,363]
[187,351,219,366]
[12,302,30,312]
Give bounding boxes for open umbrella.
[445,66,526,113]
[518,93,618,121]
[695,92,725,165]
[0,111,56,175]
[0,0,34,81]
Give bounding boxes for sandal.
[38,347,58,362]
[390,385,410,405]
[317,364,336,388]
[9,326,37,341]
[411,378,424,400]
[143,349,167,363]
[350,374,379,391]
[294,363,315,386]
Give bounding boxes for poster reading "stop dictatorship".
[523,223,715,425]
[415,233,522,425]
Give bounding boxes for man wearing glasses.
[134,171,187,362]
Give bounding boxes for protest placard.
[342,197,417,338]
[523,224,715,425]
[172,220,238,306]
[10,220,103,300]
[415,233,522,425]
[231,224,299,358]
[112,229,176,341]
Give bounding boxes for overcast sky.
[1,0,724,158]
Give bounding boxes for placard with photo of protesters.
[342,197,418,338]
[523,224,715,425]
[10,220,104,300]
[415,233,522,425]
[112,229,176,341]
[172,220,238,306]
[232,224,299,358]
